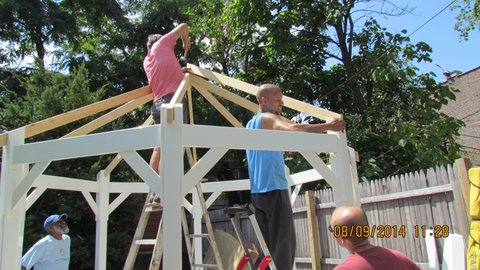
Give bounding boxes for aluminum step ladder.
[182,182,224,269]
[123,189,164,270]
[224,204,277,270]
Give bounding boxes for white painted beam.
[12,162,50,208]
[182,148,228,196]
[14,125,161,164]
[120,151,162,200]
[183,125,339,152]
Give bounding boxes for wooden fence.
[207,158,472,269]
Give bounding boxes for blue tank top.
[246,113,289,193]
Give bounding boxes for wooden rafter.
[0,86,152,147]
[188,64,341,120]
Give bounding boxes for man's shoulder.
[30,235,53,248]
[259,112,280,124]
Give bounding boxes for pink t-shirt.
[143,32,183,101]
[335,246,420,270]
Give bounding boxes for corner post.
[330,131,360,206]
[0,128,27,270]
[161,104,184,269]
[95,170,110,270]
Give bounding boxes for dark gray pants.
[251,189,296,270]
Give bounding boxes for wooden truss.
[0,64,360,269]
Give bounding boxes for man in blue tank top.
[246,83,345,270]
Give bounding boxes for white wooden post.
[0,128,27,270]
[192,189,204,265]
[95,170,110,270]
[442,233,465,269]
[330,131,359,206]
[161,105,184,269]
[425,229,440,269]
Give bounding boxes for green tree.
[0,0,77,67]
[452,0,480,40]
[186,0,463,181]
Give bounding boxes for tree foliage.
[452,0,480,40]
[187,0,463,181]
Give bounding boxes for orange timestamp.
[330,225,450,239]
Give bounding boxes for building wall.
[441,66,480,165]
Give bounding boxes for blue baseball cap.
[43,213,68,233]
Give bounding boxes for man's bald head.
[331,206,369,228]
[256,83,281,102]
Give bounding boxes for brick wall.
[441,66,480,165]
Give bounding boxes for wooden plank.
[187,84,198,162]
[419,170,434,226]
[381,178,396,251]
[0,87,152,147]
[65,93,151,138]
[190,75,258,113]
[367,181,380,247]
[429,167,447,259]
[194,83,244,128]
[166,74,190,122]
[360,184,452,204]
[426,167,439,187]
[0,133,6,146]
[306,191,322,270]
[188,64,340,120]
[448,163,469,240]
[373,179,387,248]
[398,174,416,261]
[188,64,259,96]
[411,172,427,262]
[387,176,407,254]
[440,166,457,236]
[25,86,152,140]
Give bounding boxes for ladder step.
[144,206,163,212]
[134,239,156,245]
[192,263,219,268]
[187,233,210,238]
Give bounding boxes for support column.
[0,128,27,270]
[95,170,110,270]
[330,132,360,206]
[192,189,203,265]
[161,105,184,269]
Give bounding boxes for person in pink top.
[143,23,191,206]
[330,206,421,270]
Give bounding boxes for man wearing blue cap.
[21,213,71,270]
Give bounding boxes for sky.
[363,0,480,82]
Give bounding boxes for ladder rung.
[187,233,210,238]
[134,239,156,245]
[144,206,163,212]
[192,263,219,268]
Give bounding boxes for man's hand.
[181,67,191,73]
[327,117,346,132]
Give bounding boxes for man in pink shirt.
[143,23,191,206]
